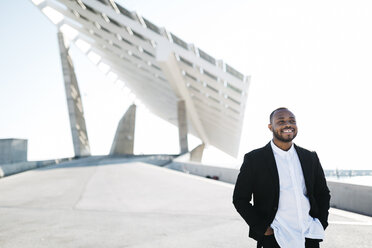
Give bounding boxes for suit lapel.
[294,144,312,194]
[264,142,280,196]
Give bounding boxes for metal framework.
[31,0,250,157]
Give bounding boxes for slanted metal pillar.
[110,104,136,155]
[157,47,209,145]
[57,32,90,157]
[178,100,188,154]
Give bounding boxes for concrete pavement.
[0,158,371,247]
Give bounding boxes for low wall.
[166,162,372,217]
[327,181,372,216]
[165,161,239,184]
[0,158,72,178]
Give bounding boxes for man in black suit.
[233,108,330,248]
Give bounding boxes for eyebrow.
[276,116,295,120]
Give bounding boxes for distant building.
[0,139,27,164]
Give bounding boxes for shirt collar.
[270,140,296,157]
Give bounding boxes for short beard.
[273,130,296,143]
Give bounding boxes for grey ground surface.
[0,158,371,248]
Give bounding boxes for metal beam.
[177,100,188,154]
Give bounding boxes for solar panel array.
[31,0,250,156]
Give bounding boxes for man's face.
[269,109,298,143]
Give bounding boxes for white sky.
[1,0,372,170]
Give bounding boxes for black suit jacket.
[232,142,330,241]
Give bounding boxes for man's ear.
[268,123,273,132]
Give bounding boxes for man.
[233,107,330,248]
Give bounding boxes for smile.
[282,129,294,133]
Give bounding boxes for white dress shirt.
[270,141,324,248]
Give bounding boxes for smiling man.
[233,107,330,248]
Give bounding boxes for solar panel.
[32,0,250,157]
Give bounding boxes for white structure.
[31,0,250,157]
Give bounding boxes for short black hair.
[269,107,289,123]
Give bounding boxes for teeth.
[283,129,292,133]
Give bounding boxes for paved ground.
[0,158,371,247]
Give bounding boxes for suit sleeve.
[233,153,268,235]
[312,152,331,230]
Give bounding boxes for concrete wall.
[0,139,27,164]
[166,161,372,217]
[327,181,372,216]
[0,158,72,178]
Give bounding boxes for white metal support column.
[190,143,205,162]
[110,104,136,155]
[177,100,188,154]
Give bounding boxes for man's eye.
[290,120,296,124]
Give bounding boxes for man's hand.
[264,227,274,236]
